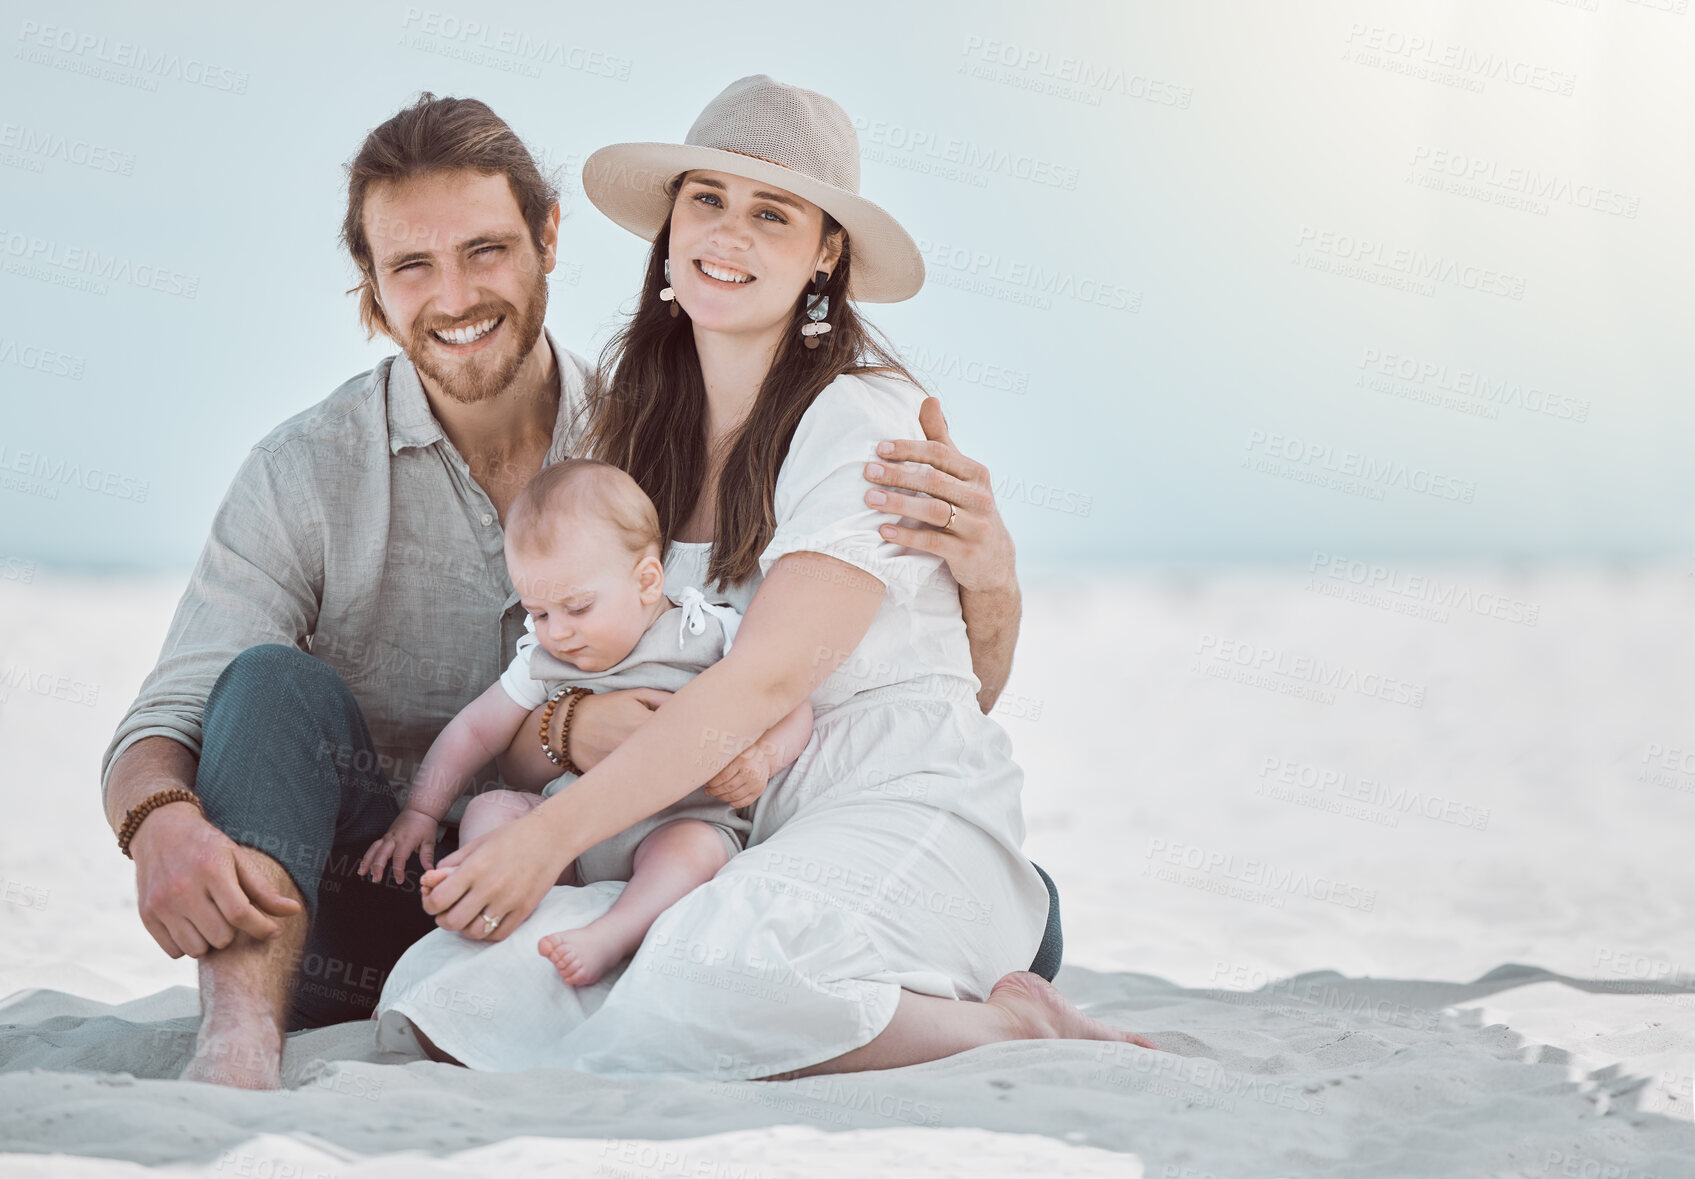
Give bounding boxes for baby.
[359,458,813,986]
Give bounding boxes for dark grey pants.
[195,644,1065,1030]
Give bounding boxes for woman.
[375,75,1156,1078]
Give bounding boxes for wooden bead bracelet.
[117,787,201,858]
[541,686,593,775]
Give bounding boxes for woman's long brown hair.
[580,191,927,590]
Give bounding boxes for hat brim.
[581,142,925,304]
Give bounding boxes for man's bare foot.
[178,1019,284,1089]
[986,971,1159,1050]
[537,921,634,986]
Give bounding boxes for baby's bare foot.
[986,971,1159,1050]
[538,923,631,987]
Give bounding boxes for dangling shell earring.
[800,270,831,350]
[660,259,680,318]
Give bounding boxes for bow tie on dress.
[675,585,712,647]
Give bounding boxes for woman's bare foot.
[986,971,1159,1050]
[537,921,634,986]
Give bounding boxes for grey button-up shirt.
[100,329,594,816]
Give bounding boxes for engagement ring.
[480,911,501,935]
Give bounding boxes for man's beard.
[406,266,549,406]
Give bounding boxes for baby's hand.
[358,809,441,884]
[703,742,776,809]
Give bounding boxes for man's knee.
[206,644,357,744]
[220,643,341,699]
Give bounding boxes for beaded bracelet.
[540,686,593,774]
[117,787,201,859]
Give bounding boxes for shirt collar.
[386,326,575,456]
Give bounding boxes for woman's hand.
[864,396,1017,594]
[418,816,572,941]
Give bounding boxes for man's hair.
[506,459,663,563]
[340,92,559,339]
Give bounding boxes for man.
[100,93,1033,1089]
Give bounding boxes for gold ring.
[480,911,502,935]
[944,502,957,531]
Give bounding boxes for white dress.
[373,371,1050,1079]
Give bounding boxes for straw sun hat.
[581,74,925,303]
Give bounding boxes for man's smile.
[430,315,505,348]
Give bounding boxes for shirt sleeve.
[99,442,325,799]
[757,374,949,606]
[498,614,550,710]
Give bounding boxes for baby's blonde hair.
[506,458,661,562]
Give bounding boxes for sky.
[1,0,1690,572]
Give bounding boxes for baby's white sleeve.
[757,374,949,606]
[497,615,550,710]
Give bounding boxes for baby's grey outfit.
[497,588,751,884]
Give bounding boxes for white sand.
[2,565,1693,1177]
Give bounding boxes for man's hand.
[358,808,441,884]
[863,396,1017,594]
[130,803,302,958]
[702,740,777,808]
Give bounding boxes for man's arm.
[860,396,1021,712]
[103,441,323,956]
[106,735,301,956]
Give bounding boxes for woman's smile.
[694,258,755,286]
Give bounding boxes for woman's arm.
[701,696,815,808]
[420,552,885,936]
[494,687,676,791]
